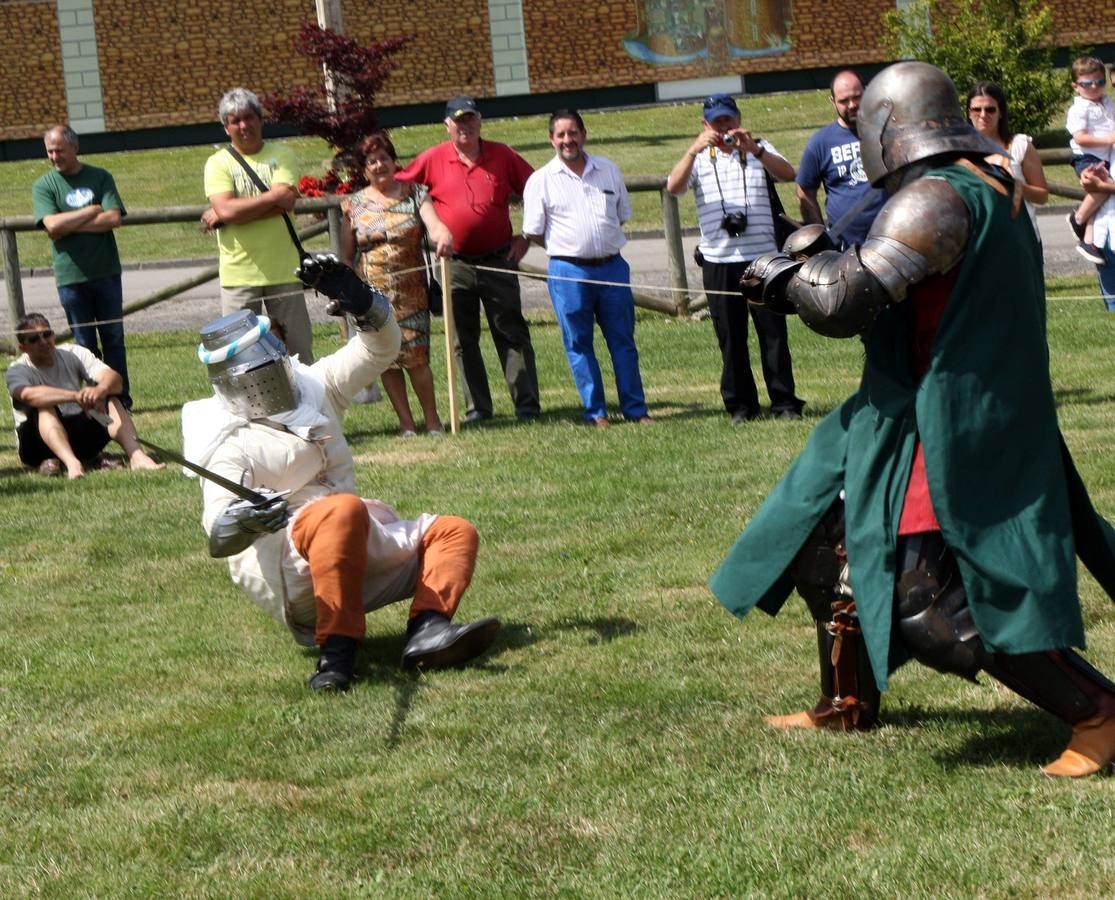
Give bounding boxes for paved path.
[1,203,1101,339]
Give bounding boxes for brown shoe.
[634,415,653,424]
[37,458,62,477]
[1042,713,1115,777]
[764,695,877,732]
[591,416,610,428]
[764,710,827,730]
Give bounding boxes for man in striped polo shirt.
[667,94,804,424]
[522,109,651,426]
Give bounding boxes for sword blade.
[86,410,271,505]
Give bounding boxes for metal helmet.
[198,310,297,418]
[858,61,1001,187]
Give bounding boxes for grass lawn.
[0,88,1082,271]
[2,293,1114,895]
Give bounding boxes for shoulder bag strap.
[224,145,308,259]
[411,186,435,273]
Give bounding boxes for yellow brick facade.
[1,0,1113,141]
[0,0,67,141]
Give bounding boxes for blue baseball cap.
[445,96,480,120]
[703,93,740,121]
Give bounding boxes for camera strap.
[709,146,748,221]
[224,145,309,260]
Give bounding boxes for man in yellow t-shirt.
[201,87,314,363]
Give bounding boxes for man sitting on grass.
[5,313,163,479]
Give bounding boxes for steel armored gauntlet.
[209,489,290,558]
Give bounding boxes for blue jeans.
[1099,242,1115,311]
[547,255,648,421]
[57,275,131,405]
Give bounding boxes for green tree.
[884,0,1066,137]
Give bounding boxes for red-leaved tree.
[264,22,414,185]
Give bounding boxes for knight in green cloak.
[710,62,1115,778]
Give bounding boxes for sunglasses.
[20,329,54,345]
[969,104,999,114]
[1076,78,1106,89]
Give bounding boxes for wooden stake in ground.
[440,256,459,434]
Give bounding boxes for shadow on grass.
[297,616,640,746]
[885,704,1066,769]
[496,616,640,650]
[1053,386,1115,408]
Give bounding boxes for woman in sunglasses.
[967,81,1049,244]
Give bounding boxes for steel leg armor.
[895,531,1115,725]
[788,500,880,730]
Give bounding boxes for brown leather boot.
[1041,714,1115,777]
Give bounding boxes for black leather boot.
[308,635,360,691]
[401,611,501,670]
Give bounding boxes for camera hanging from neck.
[710,145,750,237]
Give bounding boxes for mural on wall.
[623,0,792,66]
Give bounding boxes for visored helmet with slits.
[858,61,1001,187]
[198,310,297,418]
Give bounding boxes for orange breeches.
[291,496,478,645]
[411,514,478,621]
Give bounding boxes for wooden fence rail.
[0,158,1089,353]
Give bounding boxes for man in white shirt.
[522,109,651,426]
[667,94,804,424]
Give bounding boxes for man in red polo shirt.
[396,96,541,423]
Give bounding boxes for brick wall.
[343,0,496,104]
[523,0,898,93]
[0,0,67,140]
[93,0,320,131]
[1,0,1114,141]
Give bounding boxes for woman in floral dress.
[341,131,454,436]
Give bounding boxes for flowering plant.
[298,169,359,198]
[265,22,413,184]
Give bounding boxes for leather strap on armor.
[789,500,880,730]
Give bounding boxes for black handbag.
[412,190,443,317]
[763,167,797,249]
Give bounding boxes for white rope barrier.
[5,259,1114,341]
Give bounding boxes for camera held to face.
[721,211,748,237]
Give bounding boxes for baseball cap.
[703,93,740,121]
[445,96,480,120]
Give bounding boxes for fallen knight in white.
[183,254,499,690]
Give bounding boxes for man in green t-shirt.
[200,88,314,363]
[31,125,132,407]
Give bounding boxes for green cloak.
[709,163,1115,689]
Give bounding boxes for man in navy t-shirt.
[795,70,885,248]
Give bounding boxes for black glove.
[295,253,391,329]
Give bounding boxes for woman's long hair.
[967,81,1013,145]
